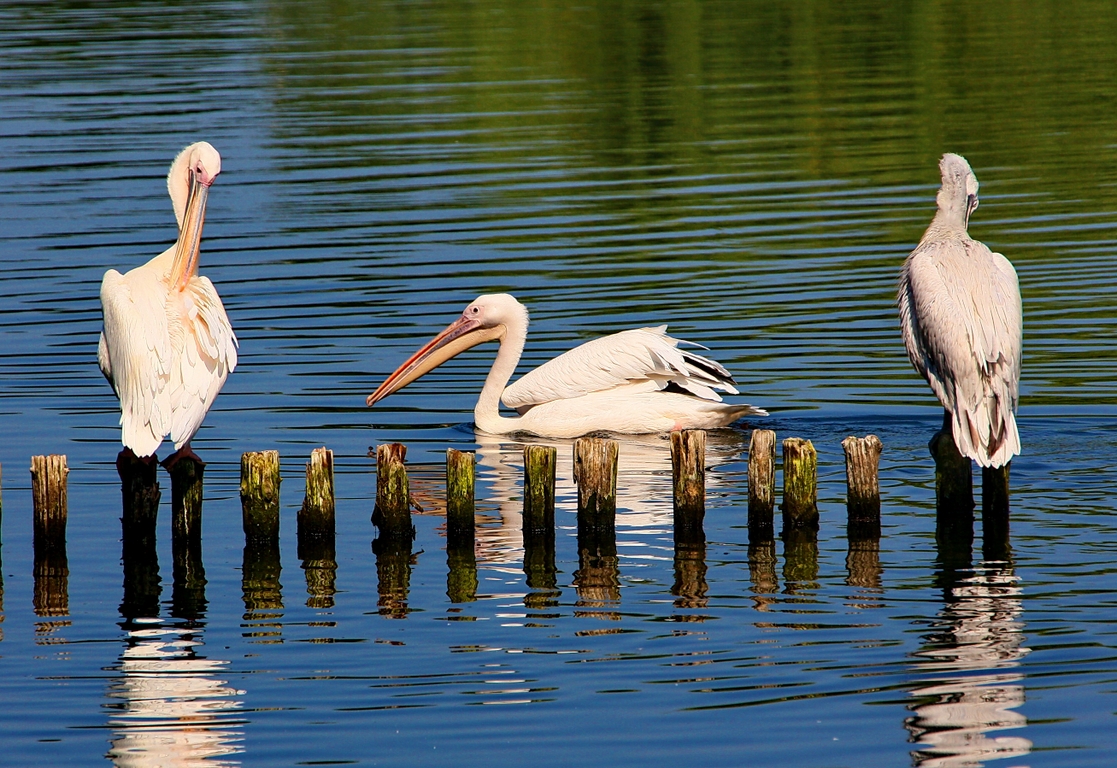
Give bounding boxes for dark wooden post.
[241,450,281,545]
[166,456,206,621]
[930,422,974,515]
[982,464,1011,561]
[781,438,818,533]
[373,443,414,540]
[31,455,69,618]
[671,430,706,545]
[117,451,161,619]
[748,429,776,539]
[842,435,882,538]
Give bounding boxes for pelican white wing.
[502,325,749,412]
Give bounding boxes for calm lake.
[3,1,1117,765]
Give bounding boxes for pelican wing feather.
[502,325,741,412]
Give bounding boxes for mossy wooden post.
[781,438,818,534]
[373,443,413,540]
[523,445,558,608]
[930,426,974,516]
[842,435,882,539]
[241,450,281,545]
[982,464,1011,561]
[299,447,334,541]
[117,451,161,619]
[446,449,475,543]
[748,429,776,540]
[573,437,618,543]
[31,455,69,617]
[523,445,557,541]
[671,430,706,546]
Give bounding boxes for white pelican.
[98,142,238,461]
[367,293,766,438]
[898,153,1022,468]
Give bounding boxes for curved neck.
[167,149,193,230]
[474,319,527,434]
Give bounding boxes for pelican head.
[168,142,222,291]
[367,293,527,406]
[937,152,980,230]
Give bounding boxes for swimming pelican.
[367,293,765,438]
[898,153,1022,468]
[98,142,238,461]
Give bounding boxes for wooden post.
[748,429,776,539]
[299,447,335,540]
[573,437,618,530]
[373,443,413,540]
[523,445,557,540]
[671,430,706,545]
[781,438,818,533]
[241,450,281,544]
[842,435,882,538]
[117,451,161,620]
[446,449,475,541]
[930,427,974,515]
[31,455,68,555]
[524,444,559,610]
[166,456,204,547]
[31,455,69,618]
[982,464,1011,561]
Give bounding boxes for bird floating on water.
[98,142,238,462]
[367,293,766,438]
[898,153,1022,468]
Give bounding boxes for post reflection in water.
[105,619,245,767]
[373,536,413,618]
[906,536,1030,767]
[472,431,744,608]
[241,540,284,644]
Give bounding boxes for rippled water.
[3,1,1117,765]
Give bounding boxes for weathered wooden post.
[748,429,776,540]
[572,438,619,609]
[31,455,69,617]
[117,452,161,619]
[240,451,283,628]
[781,438,818,534]
[298,447,336,609]
[573,437,617,538]
[444,449,477,603]
[982,464,1011,561]
[373,443,414,540]
[523,445,557,540]
[446,449,475,541]
[241,450,281,544]
[671,430,706,545]
[842,435,882,539]
[523,445,559,608]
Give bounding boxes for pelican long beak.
[169,172,210,292]
[965,193,978,230]
[367,313,503,406]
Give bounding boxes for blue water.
[3,1,1117,765]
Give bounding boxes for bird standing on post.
[98,142,238,463]
[898,153,1022,468]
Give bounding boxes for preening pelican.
[367,293,765,438]
[898,153,1022,468]
[98,142,238,460]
